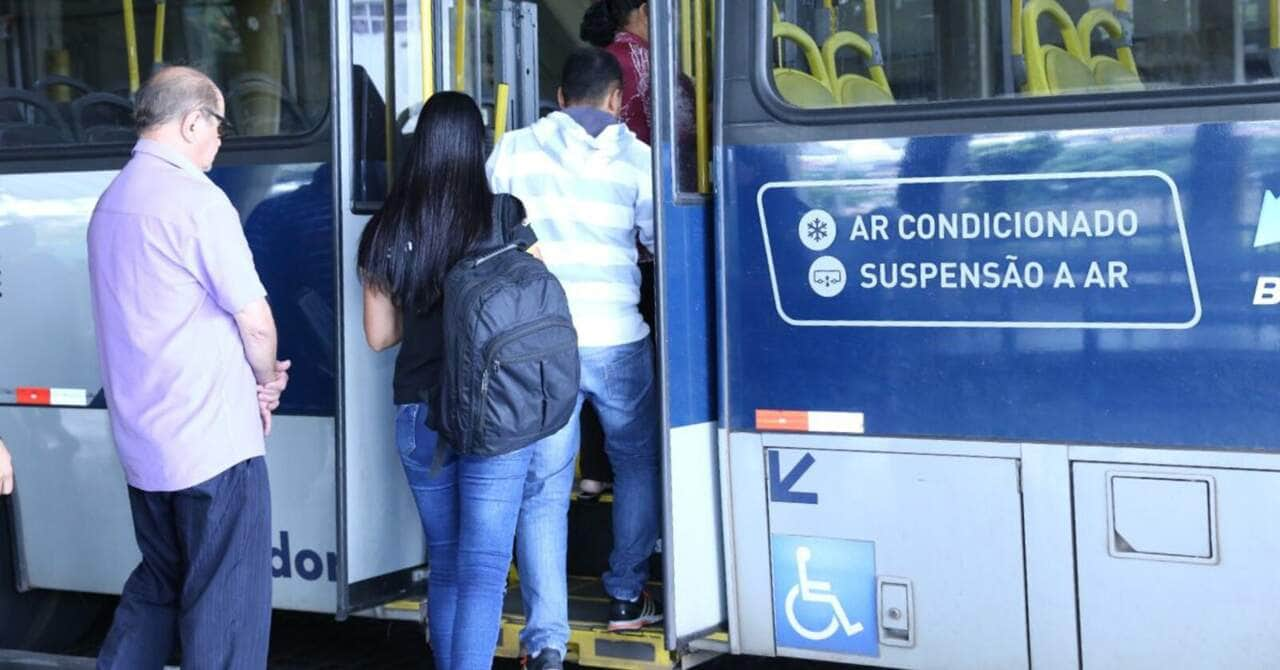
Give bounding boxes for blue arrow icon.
[769,450,819,505]
[1255,190,1280,248]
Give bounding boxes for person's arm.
[363,284,402,352]
[0,438,13,496]
[234,297,279,384]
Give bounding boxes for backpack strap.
[493,193,535,250]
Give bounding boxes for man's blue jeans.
[516,337,661,657]
[396,403,533,670]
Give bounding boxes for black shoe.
[607,591,664,631]
[524,648,563,670]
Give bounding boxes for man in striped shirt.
[487,47,660,670]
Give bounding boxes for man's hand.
[257,360,291,436]
[0,438,13,496]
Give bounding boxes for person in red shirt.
[582,1,654,144]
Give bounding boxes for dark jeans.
[97,457,272,670]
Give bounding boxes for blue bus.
[4,0,1280,668]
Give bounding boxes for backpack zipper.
[470,317,575,450]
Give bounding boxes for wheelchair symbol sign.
[771,535,878,656]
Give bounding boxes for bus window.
[672,0,712,195]
[766,0,1277,110]
[0,0,329,149]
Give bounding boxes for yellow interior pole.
[385,0,396,182]
[865,0,878,34]
[1271,0,1279,49]
[693,0,710,193]
[421,0,435,98]
[494,82,510,144]
[1115,0,1130,12]
[453,0,467,91]
[824,0,837,32]
[153,1,166,64]
[123,0,140,92]
[681,0,694,78]
[1012,0,1023,57]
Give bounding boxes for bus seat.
[772,19,834,108]
[773,69,837,107]
[32,75,92,101]
[0,88,73,146]
[1043,45,1096,93]
[229,72,309,135]
[1021,0,1091,95]
[1077,8,1143,91]
[70,93,135,144]
[822,31,893,106]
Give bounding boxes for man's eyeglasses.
[201,108,233,139]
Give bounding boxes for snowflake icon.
[798,209,836,251]
[806,219,830,243]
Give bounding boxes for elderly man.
[88,66,288,669]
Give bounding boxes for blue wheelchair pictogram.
[771,535,878,657]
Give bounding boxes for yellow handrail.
[454,0,467,91]
[1012,0,1023,58]
[1272,0,1279,49]
[865,0,879,34]
[123,0,140,92]
[681,0,694,78]
[494,82,510,145]
[1022,0,1084,94]
[153,1,166,64]
[421,0,435,99]
[1077,8,1137,74]
[694,0,710,193]
[823,31,891,95]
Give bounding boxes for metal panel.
[663,422,726,644]
[1075,461,1280,668]
[333,0,427,612]
[724,432,775,656]
[762,447,1027,669]
[2,408,341,613]
[1021,445,1080,670]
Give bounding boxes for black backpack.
[430,195,580,457]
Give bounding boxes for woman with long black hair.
[357,91,537,670]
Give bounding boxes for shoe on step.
[607,591,664,631]
[524,648,563,670]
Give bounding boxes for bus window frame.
[662,0,710,205]
[750,0,1280,129]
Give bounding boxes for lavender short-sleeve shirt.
[88,140,267,492]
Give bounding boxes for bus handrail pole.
[123,0,140,93]
[453,0,467,90]
[153,0,166,65]
[693,0,710,193]
[421,0,435,99]
[494,82,510,144]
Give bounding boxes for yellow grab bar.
[865,0,879,35]
[681,0,694,78]
[1272,0,1279,49]
[454,0,467,91]
[1012,0,1023,57]
[421,0,435,98]
[1077,8,1138,74]
[153,1,166,64]
[123,0,140,92]
[494,82,510,145]
[823,31,891,95]
[1022,0,1085,93]
[694,0,710,193]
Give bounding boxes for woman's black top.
[391,194,536,406]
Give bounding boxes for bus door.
[651,0,728,656]
[335,0,540,616]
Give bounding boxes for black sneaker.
[607,591,664,631]
[523,648,563,670]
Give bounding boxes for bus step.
[496,576,671,670]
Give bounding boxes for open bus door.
[650,0,728,660]
[333,0,543,618]
[334,0,433,616]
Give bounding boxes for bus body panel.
[722,122,1280,450]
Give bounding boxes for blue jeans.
[396,403,533,670]
[516,338,661,656]
[98,457,271,670]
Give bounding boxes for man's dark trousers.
[97,456,271,669]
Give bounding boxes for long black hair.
[580,0,646,48]
[357,92,492,310]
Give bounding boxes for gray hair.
[134,66,221,133]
